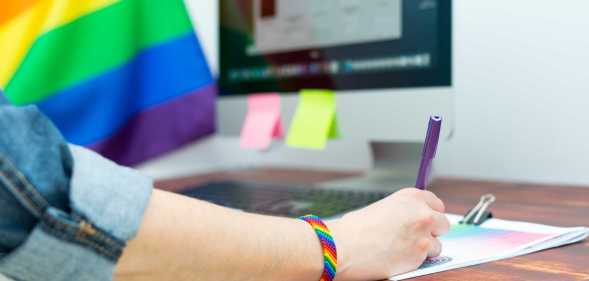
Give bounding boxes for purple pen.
[415,116,442,190]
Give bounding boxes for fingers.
[427,238,443,258]
[419,191,445,213]
[418,237,443,259]
[415,191,449,236]
[431,212,451,237]
[396,188,446,213]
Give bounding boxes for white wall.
[141,1,589,186]
[185,0,219,74]
[438,1,589,185]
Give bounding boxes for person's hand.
[326,188,450,281]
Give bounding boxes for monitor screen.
[219,0,451,95]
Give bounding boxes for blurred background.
[147,0,589,186]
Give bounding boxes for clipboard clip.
[459,194,496,225]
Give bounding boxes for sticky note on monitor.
[287,89,339,149]
[240,93,284,150]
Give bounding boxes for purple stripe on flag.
[89,84,217,166]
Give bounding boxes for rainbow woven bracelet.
[299,215,338,281]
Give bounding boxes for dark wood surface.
[156,168,589,281]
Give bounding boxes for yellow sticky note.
[287,89,339,149]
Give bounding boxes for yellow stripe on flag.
[0,0,119,88]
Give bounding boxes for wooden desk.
[156,168,589,281]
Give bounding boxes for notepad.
[240,93,284,150]
[391,214,589,280]
[286,89,339,149]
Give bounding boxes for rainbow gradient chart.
[391,214,589,280]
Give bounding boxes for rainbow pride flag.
[0,0,216,165]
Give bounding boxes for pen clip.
[460,194,496,225]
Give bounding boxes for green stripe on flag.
[6,0,194,105]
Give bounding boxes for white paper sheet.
[390,214,589,280]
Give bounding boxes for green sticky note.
[287,89,339,149]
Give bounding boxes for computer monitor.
[217,0,453,188]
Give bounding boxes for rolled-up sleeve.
[0,105,153,281]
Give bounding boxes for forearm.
[115,189,324,281]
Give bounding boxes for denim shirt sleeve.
[0,105,153,281]
[0,91,7,105]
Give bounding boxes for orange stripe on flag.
[0,0,39,25]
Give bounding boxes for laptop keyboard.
[180,181,391,218]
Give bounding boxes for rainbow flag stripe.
[0,0,216,165]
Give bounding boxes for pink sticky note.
[240,93,283,150]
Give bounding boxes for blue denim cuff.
[0,105,153,281]
[69,144,152,242]
[1,228,114,281]
[0,146,153,281]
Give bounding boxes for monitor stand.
[320,142,423,192]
